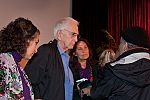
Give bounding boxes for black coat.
[25,40,65,100]
[70,59,101,100]
[91,48,150,100]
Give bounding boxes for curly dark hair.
[0,17,39,55]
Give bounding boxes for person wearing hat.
[80,27,150,100]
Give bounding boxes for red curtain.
[108,0,150,47]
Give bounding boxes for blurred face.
[118,37,128,56]
[75,41,89,61]
[24,32,40,60]
[58,23,79,52]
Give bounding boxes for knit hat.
[121,27,150,48]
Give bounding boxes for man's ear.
[57,30,62,40]
[123,42,128,52]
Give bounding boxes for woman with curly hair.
[0,17,40,100]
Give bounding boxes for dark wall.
[72,0,108,60]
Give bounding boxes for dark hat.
[121,27,150,48]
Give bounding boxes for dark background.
[72,0,110,59]
[72,0,150,59]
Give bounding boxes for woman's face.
[24,32,40,60]
[75,41,89,61]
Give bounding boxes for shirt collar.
[57,44,64,55]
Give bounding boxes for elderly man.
[25,17,79,100]
[82,27,150,100]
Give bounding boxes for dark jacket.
[25,40,65,100]
[91,48,150,100]
[70,59,100,100]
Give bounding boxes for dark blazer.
[25,40,65,100]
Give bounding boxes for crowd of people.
[0,17,150,100]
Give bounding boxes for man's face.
[118,37,127,56]
[59,22,79,52]
[61,29,79,51]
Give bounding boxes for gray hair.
[53,17,79,39]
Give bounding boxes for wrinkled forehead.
[65,21,79,34]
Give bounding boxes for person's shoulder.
[39,40,57,49]
[40,43,50,48]
[37,41,58,55]
[0,52,12,59]
[0,52,16,67]
[38,41,54,49]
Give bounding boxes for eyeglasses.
[63,29,81,39]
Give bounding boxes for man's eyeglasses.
[63,29,81,39]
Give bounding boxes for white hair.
[53,17,79,39]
